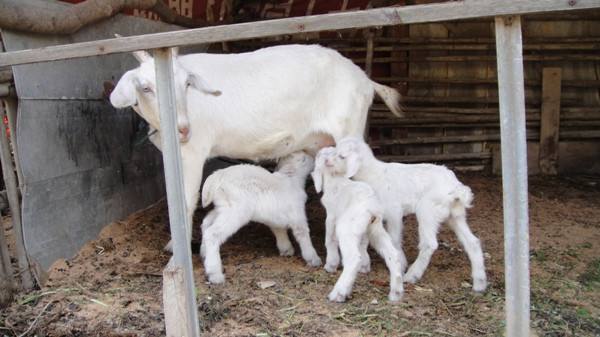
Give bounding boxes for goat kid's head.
[109,48,221,143]
[334,137,372,178]
[311,147,339,193]
[276,151,315,178]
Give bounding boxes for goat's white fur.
[335,137,487,292]
[109,45,403,251]
[199,151,321,284]
[312,148,403,303]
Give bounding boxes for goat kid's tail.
[201,171,224,208]
[449,185,474,218]
[372,81,404,117]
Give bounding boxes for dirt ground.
[1,174,599,337]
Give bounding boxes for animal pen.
[0,0,600,336]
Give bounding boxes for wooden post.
[539,67,562,175]
[495,15,530,337]
[163,259,194,337]
[153,48,200,337]
[365,29,374,140]
[3,98,24,188]
[0,103,33,289]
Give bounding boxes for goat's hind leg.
[269,226,295,257]
[404,204,442,284]
[328,234,362,303]
[448,213,487,292]
[201,209,250,284]
[368,219,404,302]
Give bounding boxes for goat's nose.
[178,126,190,137]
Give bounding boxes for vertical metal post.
[153,48,200,337]
[494,16,530,337]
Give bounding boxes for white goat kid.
[110,45,403,252]
[335,137,487,292]
[200,151,321,284]
[312,148,403,303]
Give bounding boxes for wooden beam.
[1,0,600,66]
[377,151,492,163]
[495,15,530,337]
[0,102,33,289]
[163,259,193,337]
[539,68,562,175]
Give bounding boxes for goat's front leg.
[324,215,340,273]
[290,217,322,267]
[163,150,208,252]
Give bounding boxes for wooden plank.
[373,76,600,88]
[539,68,562,175]
[2,0,600,67]
[0,103,33,289]
[377,151,492,163]
[495,15,530,337]
[354,54,600,63]
[3,98,23,188]
[163,259,193,337]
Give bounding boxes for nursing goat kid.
[109,44,403,251]
[200,151,321,284]
[312,147,403,303]
[335,137,487,292]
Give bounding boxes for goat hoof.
[207,273,225,284]
[328,290,348,303]
[358,264,371,274]
[473,278,487,293]
[306,256,322,267]
[279,247,295,257]
[388,290,403,302]
[403,270,420,284]
[324,264,338,273]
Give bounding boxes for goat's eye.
[142,86,152,93]
[338,154,346,159]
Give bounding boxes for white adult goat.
[109,45,403,251]
[200,151,321,284]
[312,147,403,303]
[335,137,487,292]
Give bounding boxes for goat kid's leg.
[404,208,441,284]
[324,216,340,273]
[448,214,487,292]
[201,210,249,284]
[200,210,218,259]
[368,220,404,302]
[290,221,322,267]
[358,238,371,274]
[328,234,362,303]
[385,213,408,273]
[269,226,295,257]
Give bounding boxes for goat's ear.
[132,50,152,63]
[311,168,323,193]
[110,72,137,108]
[187,73,222,96]
[344,153,360,179]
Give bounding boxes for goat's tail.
[372,81,404,117]
[201,171,223,208]
[449,184,474,218]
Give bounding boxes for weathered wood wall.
[228,5,600,174]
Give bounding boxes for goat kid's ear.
[344,154,360,179]
[132,50,152,63]
[311,169,323,193]
[187,73,222,96]
[110,72,138,108]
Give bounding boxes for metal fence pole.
[494,15,531,337]
[153,48,200,337]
